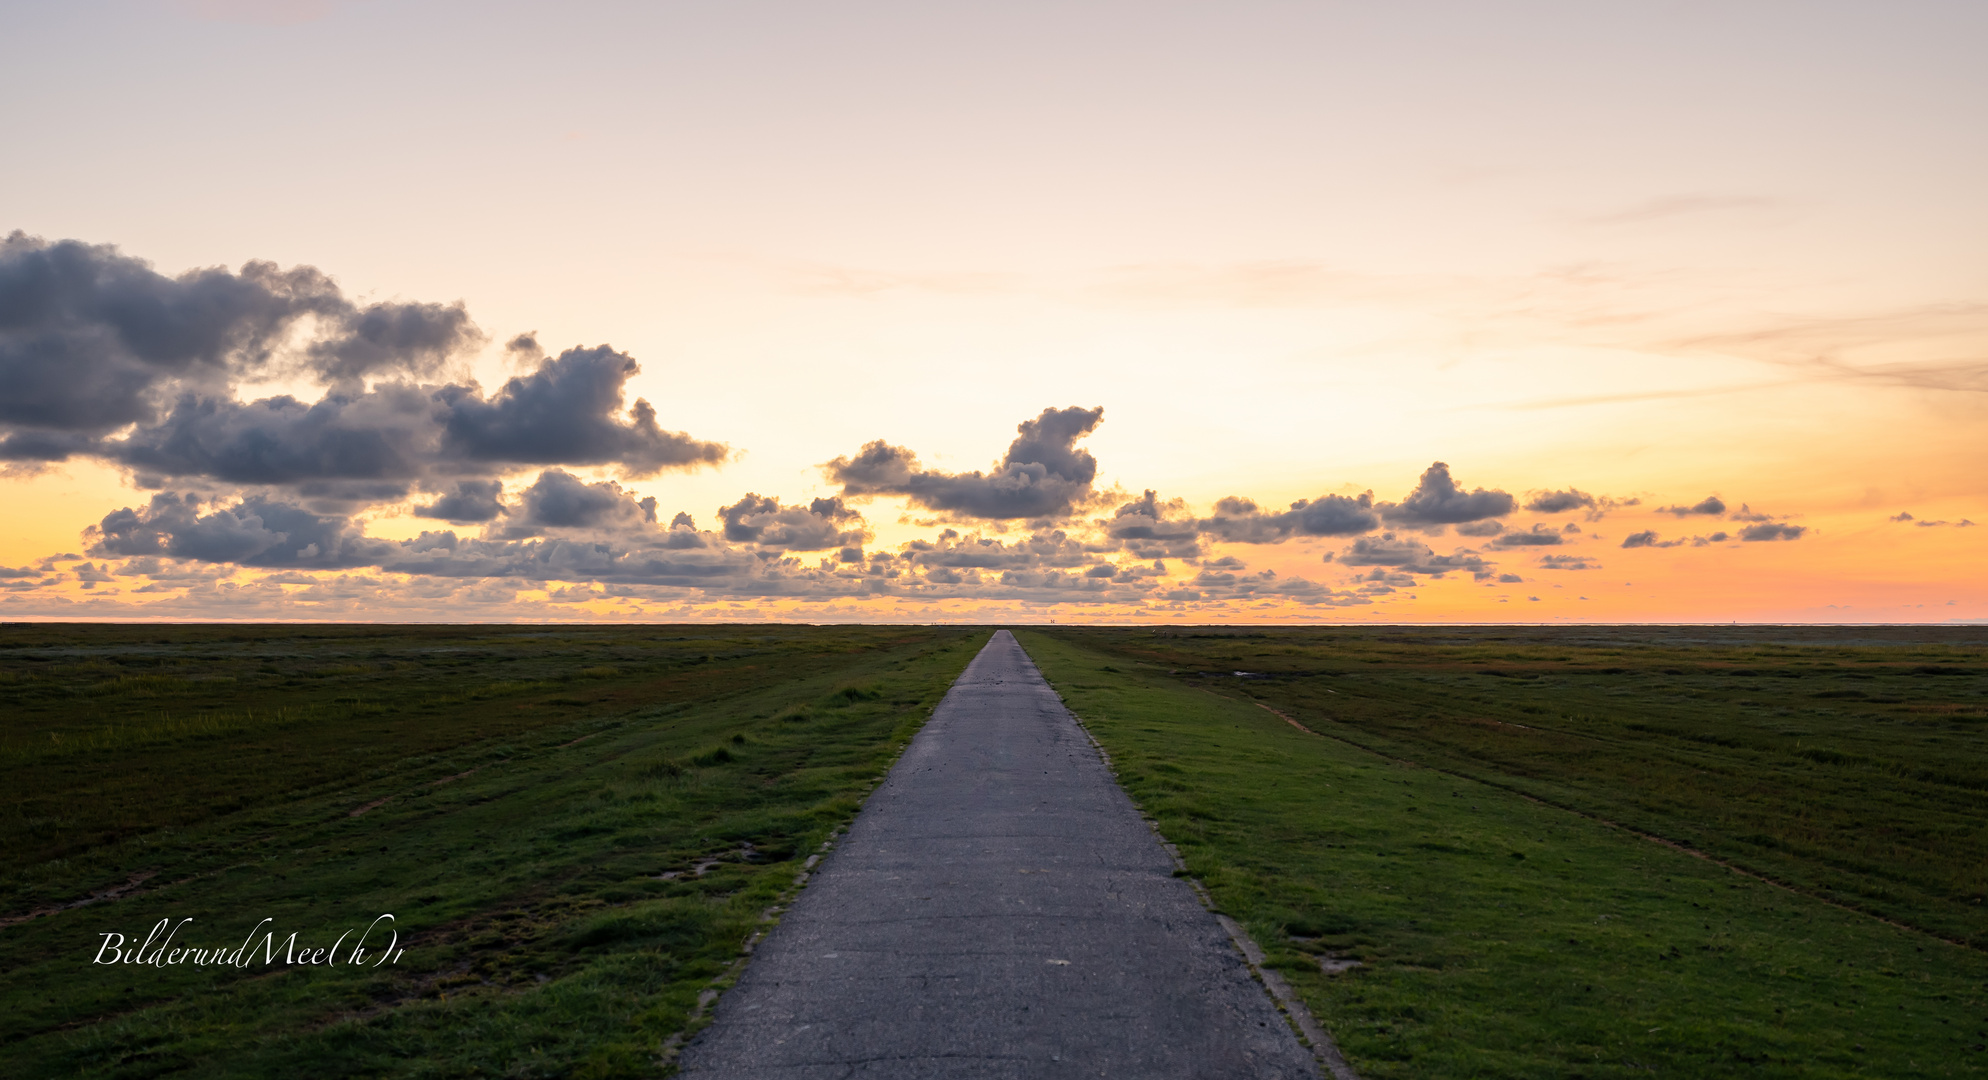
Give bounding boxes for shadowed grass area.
[0,624,982,1078]
[1019,626,1988,1079]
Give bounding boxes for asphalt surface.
[679,630,1320,1079]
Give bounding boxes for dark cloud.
[109,383,441,492]
[309,299,477,388]
[1196,492,1379,542]
[1493,524,1564,547]
[0,232,484,458]
[514,470,656,532]
[1622,529,1731,549]
[96,345,725,497]
[439,346,727,476]
[1334,532,1494,579]
[21,233,1829,613]
[901,529,1096,574]
[415,480,506,524]
[1496,572,1524,583]
[88,492,393,568]
[1524,488,1596,513]
[826,406,1104,519]
[1106,490,1201,559]
[1537,554,1597,570]
[1337,533,1434,567]
[504,332,545,362]
[717,494,867,551]
[0,429,99,462]
[1378,462,1515,530]
[87,487,749,587]
[1180,568,1366,606]
[0,236,729,510]
[1349,568,1416,592]
[1659,496,1726,516]
[0,233,338,444]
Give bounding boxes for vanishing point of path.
[680,630,1322,1079]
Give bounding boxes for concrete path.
[679,630,1320,1079]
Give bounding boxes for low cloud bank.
[8,234,1813,613]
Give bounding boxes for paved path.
[680,630,1319,1079]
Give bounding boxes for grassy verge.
[1,624,982,1078]
[1018,627,1988,1079]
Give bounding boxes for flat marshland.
[1022,625,1988,1078]
[0,624,980,1077]
[1,623,1984,1078]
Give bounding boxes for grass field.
[1018,625,1988,1078]
[0,623,980,1078]
[6,622,1986,1078]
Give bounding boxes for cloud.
[1377,462,1515,530]
[109,383,443,497]
[1895,512,1975,528]
[1179,568,1370,606]
[718,494,868,552]
[513,470,657,532]
[1105,490,1202,559]
[826,406,1105,519]
[439,346,728,476]
[88,492,393,568]
[1,233,334,444]
[1661,303,1988,394]
[21,231,1844,617]
[308,300,478,390]
[1336,533,1434,568]
[105,347,723,498]
[1334,532,1494,579]
[1658,496,1726,516]
[1493,524,1565,547]
[505,332,546,362]
[0,235,725,496]
[1738,523,1806,542]
[1524,488,1596,513]
[0,232,478,454]
[1197,492,1379,542]
[1621,529,1731,549]
[415,480,506,524]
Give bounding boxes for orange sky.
[0,1,1982,623]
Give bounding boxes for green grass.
[0,624,982,1078]
[1019,626,1988,1079]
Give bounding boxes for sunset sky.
[2,0,1982,623]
